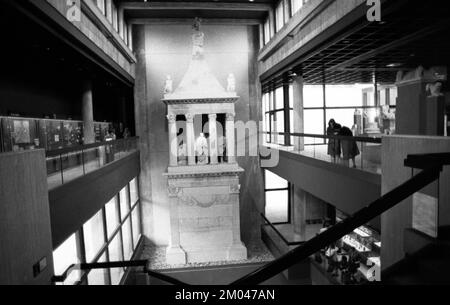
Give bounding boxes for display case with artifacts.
[0,116,39,152]
[314,214,381,284]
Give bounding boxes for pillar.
[127,24,133,51]
[166,187,186,265]
[292,187,307,239]
[167,115,178,167]
[292,75,304,151]
[209,114,218,165]
[118,7,125,39]
[186,113,196,166]
[105,0,113,24]
[226,113,236,164]
[82,79,95,144]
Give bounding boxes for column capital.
[226,113,236,121]
[167,114,177,123]
[208,114,217,120]
[185,113,194,123]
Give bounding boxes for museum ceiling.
[118,0,275,21]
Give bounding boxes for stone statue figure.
[426,82,444,97]
[195,133,209,165]
[227,73,236,92]
[192,17,205,59]
[164,75,173,94]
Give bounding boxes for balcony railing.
[46,137,139,190]
[263,132,382,174]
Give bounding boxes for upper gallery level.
[5,0,137,83]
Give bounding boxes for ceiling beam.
[120,2,272,12]
[129,18,262,25]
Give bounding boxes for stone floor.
[141,242,275,270]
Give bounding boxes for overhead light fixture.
[386,63,402,68]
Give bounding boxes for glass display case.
[0,116,40,152]
[95,122,110,143]
[0,117,112,153]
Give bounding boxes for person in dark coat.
[327,119,342,162]
[340,126,360,168]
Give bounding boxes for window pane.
[304,109,324,134]
[304,85,324,108]
[264,18,271,44]
[53,234,79,277]
[87,254,109,285]
[105,197,119,239]
[83,210,105,263]
[289,84,294,109]
[291,0,304,15]
[275,87,284,110]
[326,108,357,131]
[132,206,141,249]
[119,186,130,220]
[275,111,285,133]
[130,178,139,205]
[122,219,133,261]
[263,93,270,113]
[265,190,289,223]
[108,234,124,285]
[325,85,365,108]
[265,170,288,189]
[276,1,284,32]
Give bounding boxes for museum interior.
[1,0,450,285]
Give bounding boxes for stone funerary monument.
[163,18,247,265]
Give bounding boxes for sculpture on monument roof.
[192,17,205,60]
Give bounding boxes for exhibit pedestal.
[165,164,247,264]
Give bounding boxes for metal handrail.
[52,260,188,286]
[263,131,382,144]
[46,137,139,158]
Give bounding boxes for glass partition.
[52,177,143,286]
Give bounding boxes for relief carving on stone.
[168,185,180,197]
[178,192,231,208]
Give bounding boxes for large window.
[291,0,305,15]
[275,1,286,32]
[265,171,290,224]
[52,177,142,285]
[263,85,294,146]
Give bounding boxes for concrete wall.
[0,150,54,285]
[134,24,264,247]
[381,135,450,270]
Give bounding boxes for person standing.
[327,119,342,163]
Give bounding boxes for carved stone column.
[226,113,236,164]
[166,185,186,265]
[167,114,178,167]
[209,114,219,165]
[186,113,196,166]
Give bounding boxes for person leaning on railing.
[340,126,360,168]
